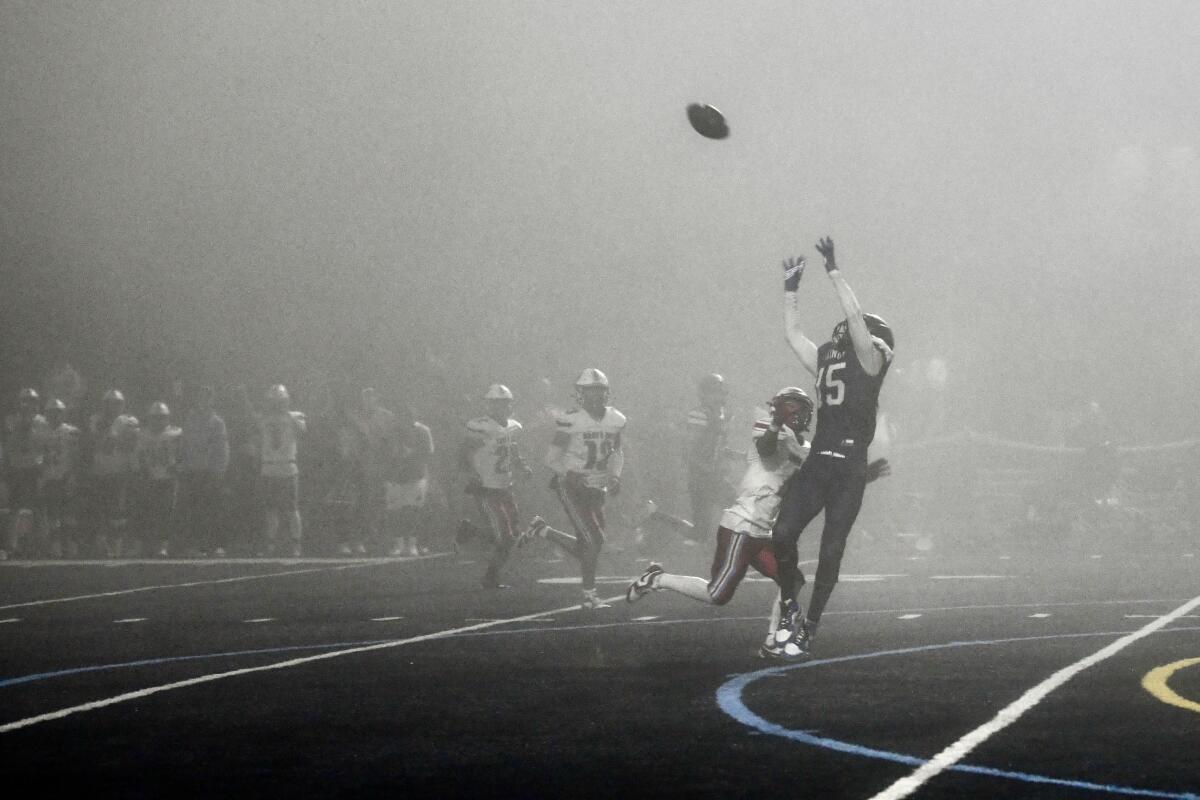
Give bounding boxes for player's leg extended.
[543,480,588,559]
[571,488,607,592]
[807,467,868,630]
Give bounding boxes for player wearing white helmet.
[41,399,80,557]
[629,388,890,656]
[3,388,50,558]
[255,384,307,557]
[524,368,627,609]
[455,384,534,589]
[85,389,139,558]
[133,402,181,557]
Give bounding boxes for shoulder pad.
[507,419,523,432]
[606,408,627,427]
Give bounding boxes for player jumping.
[524,368,626,610]
[771,237,894,659]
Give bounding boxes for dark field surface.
[2,533,1197,799]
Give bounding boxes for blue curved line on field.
[716,627,1200,800]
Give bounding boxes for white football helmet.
[484,384,514,401]
[45,398,67,412]
[267,384,290,402]
[148,402,170,417]
[102,389,125,404]
[575,368,610,413]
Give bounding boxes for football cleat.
[580,588,610,610]
[519,515,548,547]
[625,562,664,603]
[774,598,803,645]
[758,637,786,660]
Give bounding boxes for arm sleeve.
[784,291,820,376]
[828,271,885,376]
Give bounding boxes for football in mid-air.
[686,103,729,140]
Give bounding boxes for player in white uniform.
[133,402,181,557]
[255,385,307,557]
[41,399,80,557]
[3,388,50,558]
[455,384,534,589]
[85,389,139,558]
[629,387,889,658]
[524,368,626,609]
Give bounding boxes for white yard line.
[0,594,624,734]
[0,558,430,611]
[866,593,1200,800]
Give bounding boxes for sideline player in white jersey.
[3,388,50,558]
[524,368,626,609]
[254,384,307,557]
[455,384,534,589]
[133,402,181,557]
[628,388,889,658]
[41,399,80,557]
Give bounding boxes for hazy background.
[2,0,1198,442]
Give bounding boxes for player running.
[629,387,813,656]
[455,384,534,589]
[771,237,894,659]
[523,368,626,610]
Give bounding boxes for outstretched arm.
[817,237,885,377]
[781,256,819,377]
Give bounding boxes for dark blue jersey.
[810,339,891,457]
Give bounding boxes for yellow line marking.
[1142,657,1200,714]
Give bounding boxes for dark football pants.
[551,481,606,592]
[771,454,868,624]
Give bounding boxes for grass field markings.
[0,593,624,734]
[369,616,404,622]
[632,615,660,622]
[0,618,20,624]
[897,614,922,620]
[1090,554,1104,559]
[866,593,1200,800]
[1125,614,1200,620]
[1142,658,1200,715]
[243,618,274,624]
[113,618,146,624]
[718,626,1200,800]
[999,555,1012,560]
[0,560,400,611]
[1028,613,1051,618]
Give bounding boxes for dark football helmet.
[832,314,894,351]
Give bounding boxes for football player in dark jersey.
[769,237,894,659]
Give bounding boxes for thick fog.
[3,0,1198,442]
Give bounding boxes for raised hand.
[816,237,837,273]
[782,256,806,292]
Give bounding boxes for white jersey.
[549,406,626,489]
[259,411,306,478]
[466,416,523,490]
[135,427,182,482]
[719,418,810,538]
[42,423,80,482]
[90,414,139,476]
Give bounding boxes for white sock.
[767,589,782,637]
[656,573,713,604]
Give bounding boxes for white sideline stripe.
[244,618,274,624]
[370,616,404,622]
[113,618,146,624]
[867,592,1200,800]
[0,561,388,611]
[1028,613,1051,618]
[1,618,21,624]
[929,575,1014,580]
[897,614,921,620]
[0,594,624,735]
